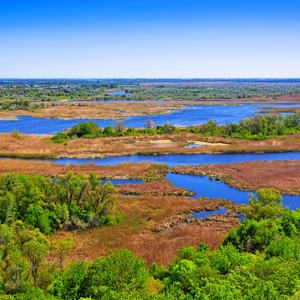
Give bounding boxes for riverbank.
[0,133,300,159]
[172,160,300,195]
[0,98,300,120]
[1,132,300,159]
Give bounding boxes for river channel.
[1,103,300,134]
[50,152,300,167]
[45,151,300,209]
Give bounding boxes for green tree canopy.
[243,188,284,221]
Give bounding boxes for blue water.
[166,173,300,210]
[1,103,299,134]
[109,91,132,95]
[102,179,143,185]
[49,152,300,167]
[192,207,228,219]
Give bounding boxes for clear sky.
[0,0,299,78]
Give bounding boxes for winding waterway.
[166,173,300,209]
[46,152,300,209]
[50,152,300,167]
[1,102,300,210]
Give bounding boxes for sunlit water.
[1,103,300,134]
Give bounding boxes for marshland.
[1,79,300,299]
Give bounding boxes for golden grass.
[0,159,164,178]
[2,132,300,159]
[50,195,239,266]
[0,101,191,120]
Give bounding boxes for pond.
[1,103,299,134]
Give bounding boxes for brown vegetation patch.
[0,101,193,120]
[50,195,239,266]
[116,180,195,196]
[0,133,234,158]
[0,159,166,179]
[3,132,300,159]
[172,160,300,195]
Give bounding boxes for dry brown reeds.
[50,195,239,266]
[0,159,165,178]
[2,131,300,159]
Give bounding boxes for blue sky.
[0,0,299,78]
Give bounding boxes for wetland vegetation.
[1,79,300,299]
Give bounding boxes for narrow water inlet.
[166,173,300,210]
[192,207,228,219]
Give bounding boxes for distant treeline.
[1,79,300,101]
[0,100,44,111]
[52,113,300,143]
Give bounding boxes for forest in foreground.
[1,172,300,299]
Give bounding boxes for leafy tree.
[50,261,88,300]
[52,237,73,270]
[4,250,29,293]
[23,205,51,235]
[0,192,16,225]
[242,188,284,221]
[11,129,21,139]
[223,218,282,252]
[281,209,300,237]
[162,122,175,134]
[211,244,249,275]
[23,236,50,285]
[103,125,115,136]
[69,122,100,138]
[82,249,149,298]
[85,174,115,217]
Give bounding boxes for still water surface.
[1,104,300,134]
[167,173,300,210]
[50,152,300,167]
[46,152,300,209]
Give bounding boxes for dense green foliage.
[0,172,117,234]
[0,182,300,298]
[52,113,300,143]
